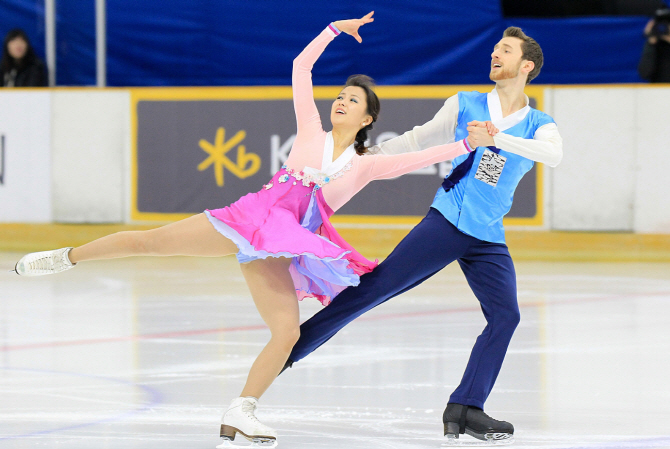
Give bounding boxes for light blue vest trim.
[430,91,555,244]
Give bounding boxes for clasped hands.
[467,121,498,150]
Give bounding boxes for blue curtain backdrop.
[55,0,95,85]
[505,16,649,84]
[0,0,651,86]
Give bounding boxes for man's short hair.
[503,27,543,84]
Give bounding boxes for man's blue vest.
[431,91,555,244]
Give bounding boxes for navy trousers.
[289,208,520,409]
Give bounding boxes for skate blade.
[442,433,514,447]
[217,436,278,449]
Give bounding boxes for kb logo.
[198,127,261,187]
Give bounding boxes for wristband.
[328,23,341,36]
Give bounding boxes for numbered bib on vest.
[474,149,506,187]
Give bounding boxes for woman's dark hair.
[1,29,37,74]
[345,74,380,155]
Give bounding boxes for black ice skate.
[442,403,514,446]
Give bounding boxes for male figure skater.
[282,27,563,444]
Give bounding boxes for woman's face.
[330,86,372,131]
[7,37,28,60]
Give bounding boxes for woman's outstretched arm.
[292,13,374,137]
[364,139,472,182]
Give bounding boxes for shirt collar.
[321,131,356,175]
[487,88,530,132]
[303,132,356,178]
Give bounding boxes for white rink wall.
[0,89,129,224]
[550,87,638,232]
[0,86,668,234]
[51,91,130,223]
[0,92,52,222]
[632,88,670,234]
[549,86,670,234]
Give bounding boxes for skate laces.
[241,400,263,425]
[31,250,69,273]
[28,254,56,273]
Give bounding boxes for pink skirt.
[206,167,377,306]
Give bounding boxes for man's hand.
[333,12,374,43]
[467,120,498,149]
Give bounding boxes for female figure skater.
[13,13,475,447]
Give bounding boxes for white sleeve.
[492,123,563,167]
[367,95,460,155]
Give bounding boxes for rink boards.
[1,85,669,234]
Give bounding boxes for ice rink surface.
[1,252,669,449]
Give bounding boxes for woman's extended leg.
[69,213,238,263]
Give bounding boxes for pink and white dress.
[206,25,469,306]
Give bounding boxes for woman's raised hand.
[332,11,374,43]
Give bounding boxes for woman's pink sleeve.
[292,27,339,135]
[364,140,469,181]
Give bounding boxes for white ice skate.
[13,247,76,276]
[217,397,277,448]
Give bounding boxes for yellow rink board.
[2,223,670,262]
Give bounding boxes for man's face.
[489,37,525,82]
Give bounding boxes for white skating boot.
[13,247,76,276]
[217,397,277,448]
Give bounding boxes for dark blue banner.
[55,0,95,85]
[106,1,499,86]
[0,0,653,86]
[505,16,649,84]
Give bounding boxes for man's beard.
[489,61,522,82]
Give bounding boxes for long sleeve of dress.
[368,95,459,156]
[292,26,339,137]
[364,140,468,181]
[321,140,469,213]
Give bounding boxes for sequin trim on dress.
[262,162,353,191]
